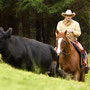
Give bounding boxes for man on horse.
[55,9,89,72]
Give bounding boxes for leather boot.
[81,50,89,74]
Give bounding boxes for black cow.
[0,27,62,77]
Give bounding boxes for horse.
[55,30,85,81]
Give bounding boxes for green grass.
[0,54,90,90]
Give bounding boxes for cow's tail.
[49,46,59,66]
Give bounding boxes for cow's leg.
[74,71,80,81]
[49,61,57,77]
[25,57,32,71]
[7,57,22,69]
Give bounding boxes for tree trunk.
[22,11,31,38]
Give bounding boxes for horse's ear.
[56,30,59,34]
[55,30,59,38]
[65,30,67,35]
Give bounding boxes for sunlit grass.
[0,54,90,90]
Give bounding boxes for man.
[56,9,81,41]
[55,9,89,72]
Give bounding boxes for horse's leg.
[74,71,80,81]
[80,66,85,82]
[80,71,85,82]
[57,69,68,78]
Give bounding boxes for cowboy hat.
[61,9,76,17]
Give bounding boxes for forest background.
[0,0,90,52]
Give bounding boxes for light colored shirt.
[56,19,81,40]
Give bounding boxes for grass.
[0,54,90,90]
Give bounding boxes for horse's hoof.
[84,66,89,74]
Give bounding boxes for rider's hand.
[62,30,66,32]
[67,29,74,33]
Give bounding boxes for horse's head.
[56,30,69,55]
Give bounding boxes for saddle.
[71,41,89,73]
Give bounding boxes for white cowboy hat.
[61,9,76,17]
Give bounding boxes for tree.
[17,0,75,43]
[69,0,90,52]
[0,0,19,34]
[0,0,89,52]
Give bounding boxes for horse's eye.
[63,41,65,42]
[63,41,67,45]
[63,40,66,43]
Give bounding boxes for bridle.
[56,37,72,56]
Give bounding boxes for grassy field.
[0,54,90,90]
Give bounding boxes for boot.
[81,50,89,74]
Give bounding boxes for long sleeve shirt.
[56,19,81,41]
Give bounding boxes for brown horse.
[56,30,85,81]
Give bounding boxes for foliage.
[17,0,46,13]
[0,0,89,52]
[17,0,75,14]
[0,0,12,10]
[69,0,90,52]
[48,0,75,14]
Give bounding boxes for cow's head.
[0,27,12,51]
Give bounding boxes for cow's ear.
[5,28,12,38]
[0,27,4,31]
[0,27,5,34]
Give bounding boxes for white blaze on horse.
[56,38,63,55]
